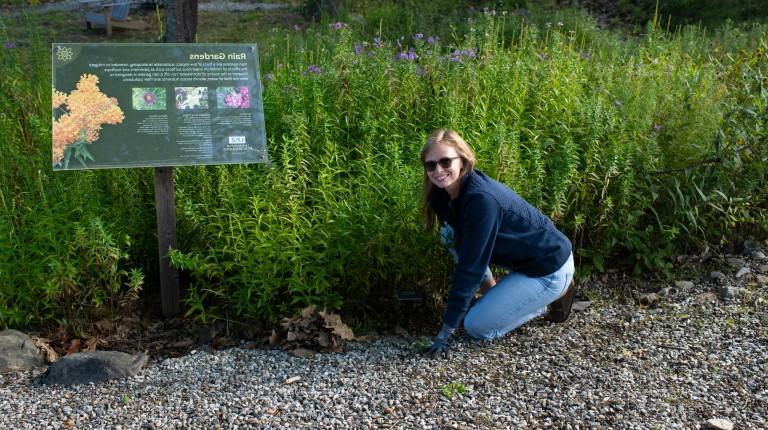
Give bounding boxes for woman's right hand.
[475,277,496,298]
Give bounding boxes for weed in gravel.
[439,381,466,399]
[413,336,431,350]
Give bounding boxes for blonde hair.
[420,129,477,230]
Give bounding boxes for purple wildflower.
[354,43,363,56]
[374,36,383,48]
[580,51,591,60]
[3,41,15,49]
[396,47,418,61]
[654,124,662,131]
[615,100,622,109]
[414,33,424,40]
[427,36,436,44]
[303,64,322,76]
[264,73,274,82]
[329,22,345,30]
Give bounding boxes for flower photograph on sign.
[175,87,209,110]
[52,73,125,168]
[217,86,250,109]
[132,87,167,110]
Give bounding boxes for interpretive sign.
[51,43,268,170]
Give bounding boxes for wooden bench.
[81,0,148,36]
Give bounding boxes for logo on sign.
[229,136,246,144]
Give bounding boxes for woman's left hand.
[423,336,449,357]
[422,324,455,358]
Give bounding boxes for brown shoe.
[547,279,576,323]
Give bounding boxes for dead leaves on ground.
[271,305,355,353]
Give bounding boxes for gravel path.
[2,257,767,429]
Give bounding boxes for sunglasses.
[424,157,460,172]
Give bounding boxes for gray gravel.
[2,255,767,429]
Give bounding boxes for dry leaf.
[300,305,316,319]
[31,336,58,363]
[83,337,106,352]
[317,332,330,348]
[279,307,355,353]
[171,339,195,348]
[94,319,114,333]
[284,376,301,384]
[65,339,81,355]
[63,418,74,429]
[319,311,355,340]
[269,329,281,346]
[83,337,99,352]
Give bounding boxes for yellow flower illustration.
[52,74,124,166]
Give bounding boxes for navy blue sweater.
[429,169,572,329]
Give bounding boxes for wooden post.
[155,167,180,317]
[155,0,197,317]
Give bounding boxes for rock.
[572,301,591,312]
[726,257,746,268]
[718,286,736,301]
[290,348,316,359]
[750,251,767,260]
[758,265,768,274]
[695,292,719,304]
[709,271,727,282]
[703,418,734,430]
[735,240,760,255]
[659,287,673,296]
[757,275,768,285]
[41,351,148,386]
[639,293,659,307]
[735,267,751,278]
[674,281,694,290]
[0,330,45,371]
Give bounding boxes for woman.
[420,129,576,357]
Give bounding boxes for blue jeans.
[440,223,575,340]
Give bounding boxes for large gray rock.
[41,351,148,386]
[0,329,45,371]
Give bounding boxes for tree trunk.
[304,0,344,21]
[163,0,198,43]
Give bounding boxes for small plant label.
[51,43,268,170]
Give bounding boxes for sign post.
[52,42,268,317]
[157,0,197,317]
